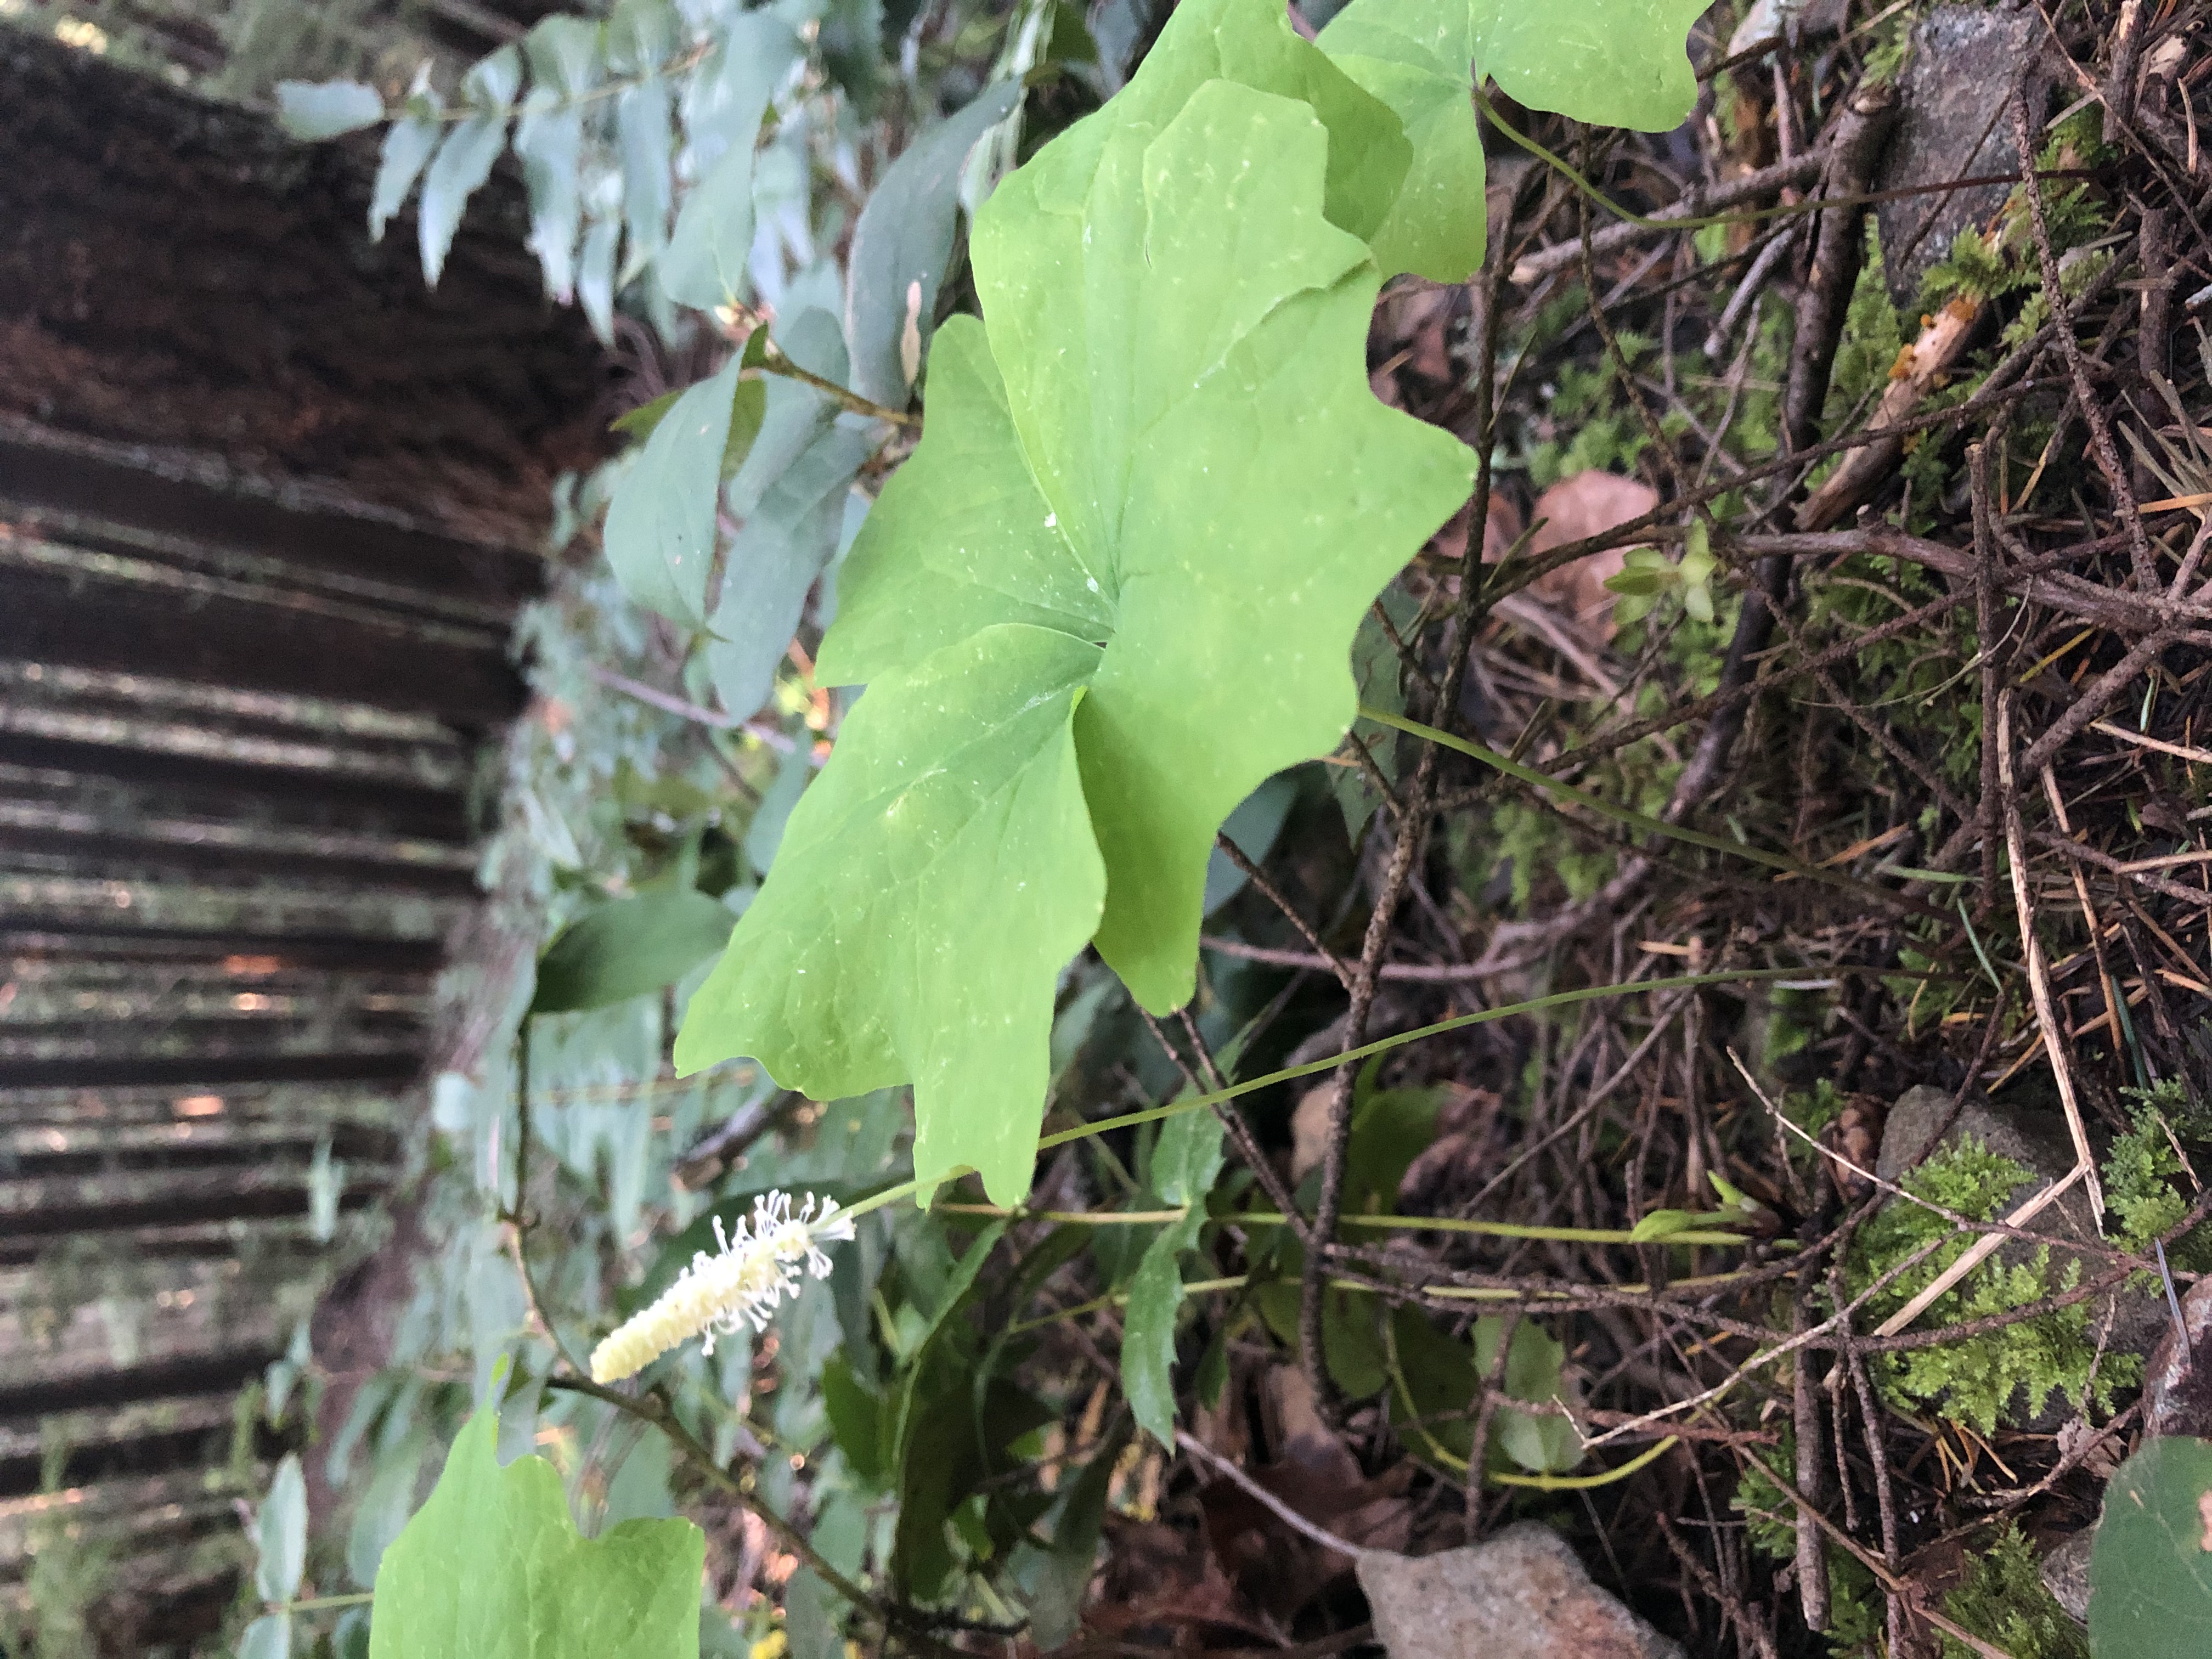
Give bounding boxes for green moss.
[1731,1441,1884,1654]
[2104,1080,2212,1268]
[1847,1139,2132,1434]
[1939,1524,2089,1659]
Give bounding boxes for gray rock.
[1874,6,2059,304]
[2143,1273,2212,1437]
[1357,1524,1684,1659]
[2040,1527,2094,1624]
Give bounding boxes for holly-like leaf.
[275,80,385,140]
[254,1453,308,1603]
[370,91,443,244]
[2090,1437,2212,1657]
[1124,1109,1224,1443]
[601,356,744,626]
[418,48,521,285]
[1320,0,1708,281]
[676,0,1471,1202]
[843,80,1025,408]
[369,1389,703,1659]
[532,890,737,1014]
[1124,1216,1199,1446]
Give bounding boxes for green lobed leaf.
[600,356,744,626]
[843,81,1025,408]
[276,80,385,140]
[1472,0,1709,132]
[531,890,737,1014]
[2089,1437,2212,1657]
[254,1453,308,1604]
[1314,8,1490,280]
[677,0,1472,1201]
[680,627,1107,1201]
[368,1389,703,1659]
[1319,0,1708,281]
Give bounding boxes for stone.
[1874,6,2058,305]
[1356,1524,1684,1659]
[2143,1274,2212,1438]
[2040,1527,2094,1625]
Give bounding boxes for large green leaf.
[1471,0,1709,131]
[2090,1437,2212,1657]
[369,1391,703,1659]
[532,890,737,1014]
[1319,0,1707,281]
[842,80,1025,407]
[677,0,1471,1201]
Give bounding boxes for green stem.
[933,1202,1190,1225]
[1240,1211,1759,1248]
[747,351,918,427]
[411,42,714,127]
[273,1593,375,1614]
[1490,1435,1681,1491]
[1040,966,1871,1152]
[1361,706,1932,913]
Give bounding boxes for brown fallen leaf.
[1517,469,1662,642]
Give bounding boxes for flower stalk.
[590,1191,855,1384]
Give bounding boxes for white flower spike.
[589,1190,857,1384]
